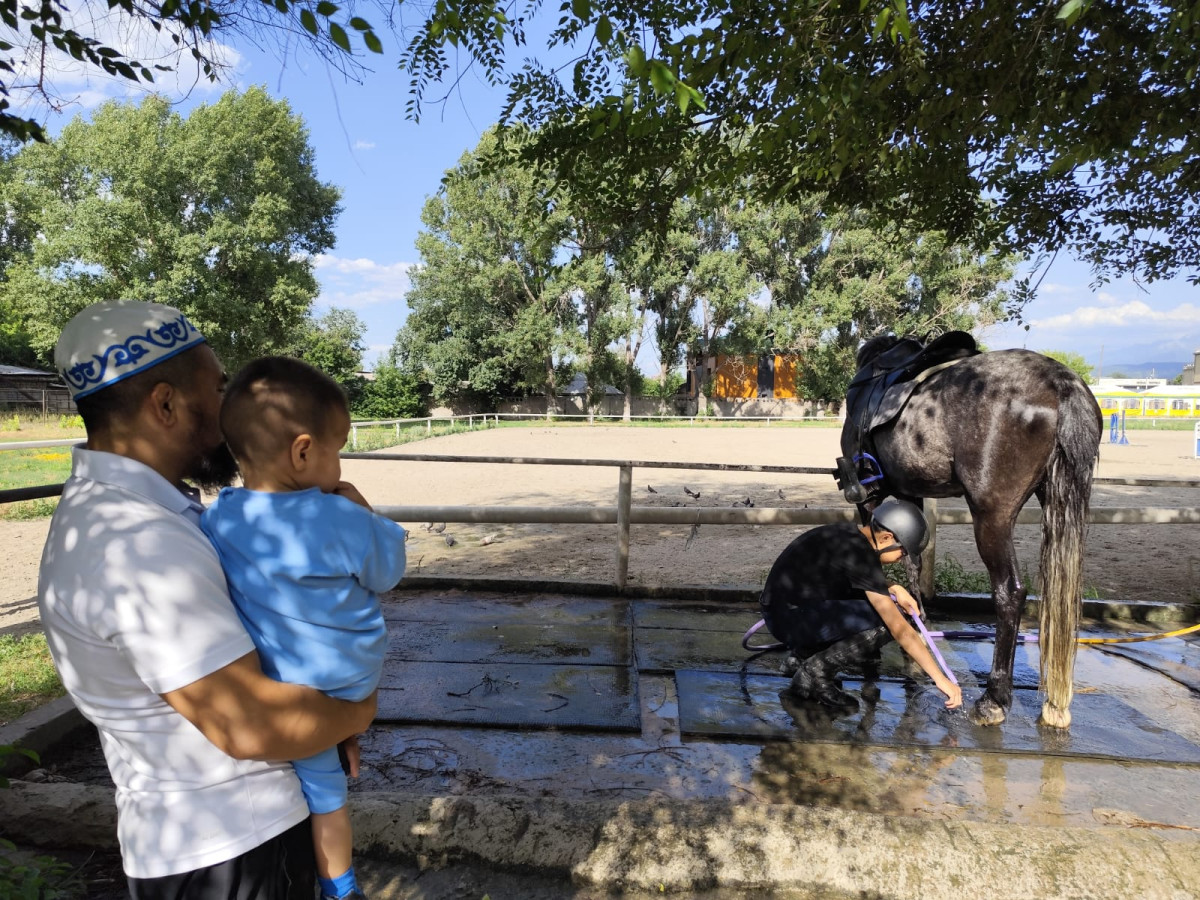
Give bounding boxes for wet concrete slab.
[26,588,1200,842]
[376,661,640,730]
[675,670,1200,764]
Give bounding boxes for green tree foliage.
[397,129,575,410]
[352,362,426,420]
[0,88,340,371]
[396,137,1014,405]
[291,307,367,400]
[1043,350,1095,384]
[0,0,386,142]
[401,0,1200,284]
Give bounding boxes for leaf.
[364,31,382,53]
[316,0,338,16]
[329,21,350,51]
[1056,0,1083,22]
[570,0,590,21]
[349,16,370,30]
[299,8,317,34]
[626,44,646,76]
[595,14,611,45]
[648,60,675,95]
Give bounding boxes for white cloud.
[1036,282,1078,296]
[312,254,415,309]
[2,1,242,121]
[1033,300,1200,330]
[353,140,376,150]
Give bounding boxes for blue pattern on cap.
[62,312,204,398]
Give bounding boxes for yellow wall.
[774,354,800,399]
[714,356,758,398]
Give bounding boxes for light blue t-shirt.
[200,487,406,702]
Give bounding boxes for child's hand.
[889,587,920,617]
[335,481,372,510]
[938,679,963,710]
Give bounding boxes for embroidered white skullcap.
[55,300,207,400]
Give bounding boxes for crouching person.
[760,499,962,713]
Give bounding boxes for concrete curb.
[0,695,87,778]
[4,782,1199,898]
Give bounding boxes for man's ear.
[290,434,314,471]
[146,382,178,427]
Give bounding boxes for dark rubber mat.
[377,661,639,731]
[675,670,1200,764]
[636,627,791,675]
[939,639,1042,689]
[632,600,761,633]
[635,628,960,684]
[387,620,630,666]
[383,591,630,628]
[1088,643,1200,695]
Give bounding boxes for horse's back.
[874,348,1100,500]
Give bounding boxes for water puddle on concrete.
[35,595,1200,837]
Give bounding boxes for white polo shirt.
[37,448,308,879]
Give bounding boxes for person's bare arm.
[866,590,962,709]
[162,651,377,761]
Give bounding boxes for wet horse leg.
[971,508,1026,726]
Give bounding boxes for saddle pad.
[377,661,640,731]
[675,670,1200,764]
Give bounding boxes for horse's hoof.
[1038,703,1072,729]
[971,696,1007,727]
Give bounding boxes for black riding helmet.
[870,499,930,557]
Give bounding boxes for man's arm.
[161,651,377,761]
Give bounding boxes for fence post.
[351,425,358,450]
[427,418,432,434]
[615,464,632,591]
[920,497,937,601]
[396,422,400,440]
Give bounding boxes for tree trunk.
[544,353,556,420]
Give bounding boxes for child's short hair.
[221,356,349,466]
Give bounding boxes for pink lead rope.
[905,604,959,686]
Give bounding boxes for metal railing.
[347,412,837,449]
[3,440,1200,594]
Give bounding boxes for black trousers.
[127,818,316,900]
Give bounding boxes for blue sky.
[12,15,1200,375]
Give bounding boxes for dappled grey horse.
[839,336,1102,727]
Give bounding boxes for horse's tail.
[1038,383,1101,726]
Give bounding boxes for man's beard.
[188,442,240,491]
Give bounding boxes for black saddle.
[836,331,979,503]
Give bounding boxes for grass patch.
[933,555,995,594]
[0,633,64,726]
[0,413,84,443]
[1,414,81,519]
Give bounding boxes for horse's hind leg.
[971,509,1027,726]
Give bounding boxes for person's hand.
[937,679,963,710]
[334,481,372,510]
[338,734,362,778]
[889,586,920,617]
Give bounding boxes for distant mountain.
[1092,360,1188,380]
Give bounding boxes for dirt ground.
[3,424,1199,637]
